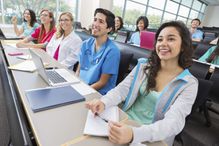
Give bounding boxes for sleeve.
[78,41,86,64]
[101,66,137,109]
[101,47,120,75]
[46,34,56,56]
[61,37,82,68]
[31,26,40,39]
[198,46,215,62]
[131,79,198,143]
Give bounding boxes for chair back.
[209,67,219,103]
[192,43,212,59]
[189,60,210,79]
[116,51,133,85]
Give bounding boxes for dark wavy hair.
[144,21,193,93]
[94,8,115,32]
[135,16,149,31]
[115,16,124,31]
[23,9,37,27]
[206,45,219,63]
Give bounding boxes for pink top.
[31,26,56,50]
[53,45,60,60]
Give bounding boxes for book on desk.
[25,85,85,112]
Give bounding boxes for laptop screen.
[30,49,50,84]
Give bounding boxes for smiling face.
[191,20,200,29]
[91,12,112,38]
[137,19,145,31]
[156,26,182,62]
[59,14,73,32]
[40,10,52,25]
[115,17,121,29]
[23,10,31,22]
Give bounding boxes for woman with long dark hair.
[16,9,56,50]
[86,21,198,146]
[11,9,39,37]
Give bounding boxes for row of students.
[14,8,199,146]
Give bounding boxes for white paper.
[71,82,96,96]
[83,106,119,136]
[17,54,32,60]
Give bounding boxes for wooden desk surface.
[1,41,166,146]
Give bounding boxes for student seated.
[199,45,219,65]
[190,18,203,42]
[109,16,126,40]
[11,9,39,38]
[86,21,198,146]
[76,8,120,95]
[46,12,82,69]
[16,9,56,50]
[128,16,149,46]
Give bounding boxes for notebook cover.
[26,86,85,112]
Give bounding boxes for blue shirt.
[192,29,203,40]
[79,37,120,95]
[22,22,39,37]
[129,31,140,45]
[199,46,219,65]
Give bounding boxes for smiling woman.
[86,21,198,146]
[46,12,82,70]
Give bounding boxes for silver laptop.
[30,49,80,86]
[0,28,22,40]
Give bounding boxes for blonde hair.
[56,12,74,39]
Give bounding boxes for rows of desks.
[0,40,166,146]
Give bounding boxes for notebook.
[26,86,85,112]
[140,31,155,50]
[0,28,22,40]
[83,106,119,136]
[30,49,80,86]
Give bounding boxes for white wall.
[202,5,219,27]
[78,0,113,29]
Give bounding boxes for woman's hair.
[56,12,74,39]
[135,16,149,31]
[206,45,219,63]
[144,21,193,93]
[23,9,37,27]
[115,16,124,31]
[38,9,55,43]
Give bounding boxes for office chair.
[116,51,133,85]
[114,30,128,43]
[189,60,211,79]
[73,21,82,30]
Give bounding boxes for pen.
[95,113,108,123]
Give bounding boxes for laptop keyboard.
[46,70,67,84]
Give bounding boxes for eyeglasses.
[58,19,71,22]
[40,14,49,17]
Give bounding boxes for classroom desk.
[1,40,166,146]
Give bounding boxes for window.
[112,0,125,16]
[148,0,165,9]
[178,5,190,17]
[192,0,202,11]
[163,12,176,22]
[181,0,192,7]
[147,7,162,28]
[165,0,179,14]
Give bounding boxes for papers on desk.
[17,54,32,60]
[83,106,119,136]
[8,60,48,72]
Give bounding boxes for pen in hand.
[95,113,109,123]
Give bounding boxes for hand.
[108,121,133,144]
[85,99,105,114]
[11,16,17,24]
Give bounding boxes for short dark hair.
[94,8,115,30]
[23,9,37,27]
[136,16,149,31]
[145,21,193,93]
[191,18,201,25]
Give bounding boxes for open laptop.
[0,28,22,40]
[30,49,80,86]
[140,31,155,50]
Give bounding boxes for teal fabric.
[126,80,160,125]
[199,46,219,65]
[22,22,39,37]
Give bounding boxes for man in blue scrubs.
[190,18,203,42]
[77,8,120,95]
